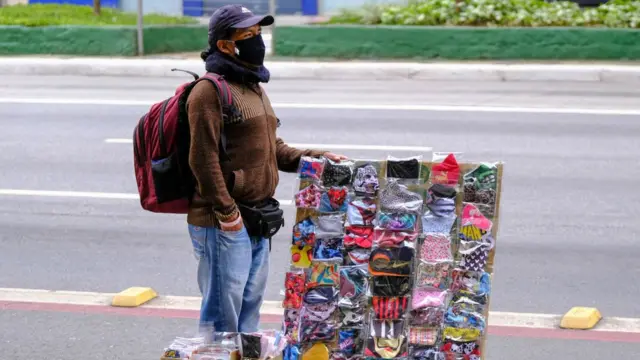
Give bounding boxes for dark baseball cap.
[208,4,274,44]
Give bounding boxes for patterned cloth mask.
[412,289,449,310]
[338,329,362,357]
[340,306,365,327]
[374,230,419,248]
[409,327,439,346]
[298,156,325,180]
[353,163,380,196]
[308,262,339,288]
[346,198,377,226]
[420,234,453,262]
[422,210,457,235]
[344,248,371,266]
[300,320,337,343]
[412,347,445,360]
[365,336,409,359]
[339,266,370,308]
[451,270,491,304]
[323,159,354,187]
[430,154,460,186]
[369,247,415,277]
[301,302,337,322]
[440,339,481,359]
[463,163,498,207]
[380,180,423,214]
[304,286,339,305]
[314,237,344,262]
[443,327,482,342]
[369,319,406,339]
[319,186,350,213]
[378,212,417,231]
[283,309,300,342]
[290,245,313,268]
[387,158,421,179]
[372,296,409,320]
[344,226,374,249]
[458,235,494,272]
[417,261,453,289]
[283,272,306,309]
[444,307,486,332]
[295,184,322,209]
[411,307,446,327]
[292,217,316,246]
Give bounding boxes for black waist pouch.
[238,198,285,240]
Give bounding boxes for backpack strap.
[196,73,234,162]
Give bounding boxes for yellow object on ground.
[560,307,602,330]
[111,287,157,307]
[301,343,330,360]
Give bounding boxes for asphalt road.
[1,75,639,359]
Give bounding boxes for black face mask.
[233,34,266,66]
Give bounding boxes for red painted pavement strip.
[2,300,640,343]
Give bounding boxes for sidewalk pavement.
[1,57,640,83]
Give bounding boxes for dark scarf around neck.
[204,51,270,85]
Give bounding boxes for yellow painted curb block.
[560,307,602,330]
[111,287,157,307]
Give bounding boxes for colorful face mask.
[283,272,306,309]
[430,153,460,186]
[460,203,493,233]
[417,261,453,289]
[387,158,421,179]
[365,336,408,359]
[339,266,370,308]
[451,270,491,303]
[369,319,405,339]
[369,247,415,277]
[291,245,313,268]
[422,211,457,235]
[411,307,445,327]
[409,327,439,346]
[308,262,339,288]
[300,321,337,343]
[314,237,344,262]
[304,286,339,305]
[444,307,486,332]
[372,296,409,320]
[319,186,350,213]
[344,226,374,249]
[464,163,497,191]
[301,302,337,322]
[353,164,380,196]
[412,289,449,310]
[443,327,482,342]
[283,309,300,342]
[295,184,322,209]
[347,198,377,226]
[458,236,494,272]
[338,329,363,357]
[322,159,354,187]
[440,339,481,358]
[340,306,365,328]
[378,212,417,231]
[420,234,453,262]
[411,347,445,360]
[373,230,419,248]
[292,217,316,247]
[380,180,424,214]
[298,156,325,180]
[344,248,371,266]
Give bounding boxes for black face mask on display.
[233,34,266,66]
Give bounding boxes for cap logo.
[241,7,251,13]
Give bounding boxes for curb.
[2,57,640,83]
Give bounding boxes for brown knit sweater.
[185,79,325,227]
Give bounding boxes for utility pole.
[93,0,101,15]
[136,0,144,56]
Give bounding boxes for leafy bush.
[0,4,198,26]
[327,0,640,27]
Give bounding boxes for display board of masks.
[282,153,503,360]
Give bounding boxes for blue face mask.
[233,33,266,66]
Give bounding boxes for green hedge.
[274,25,640,60]
[0,25,207,56]
[328,0,640,28]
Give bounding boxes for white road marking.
[2,287,640,332]
[105,139,433,152]
[0,189,293,206]
[0,97,639,115]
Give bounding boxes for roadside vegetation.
[327,0,640,28]
[0,4,197,26]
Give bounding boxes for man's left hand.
[324,152,349,162]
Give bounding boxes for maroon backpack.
[133,69,234,214]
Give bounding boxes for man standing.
[186,4,346,333]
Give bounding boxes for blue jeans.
[188,224,270,332]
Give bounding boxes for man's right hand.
[219,211,244,232]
